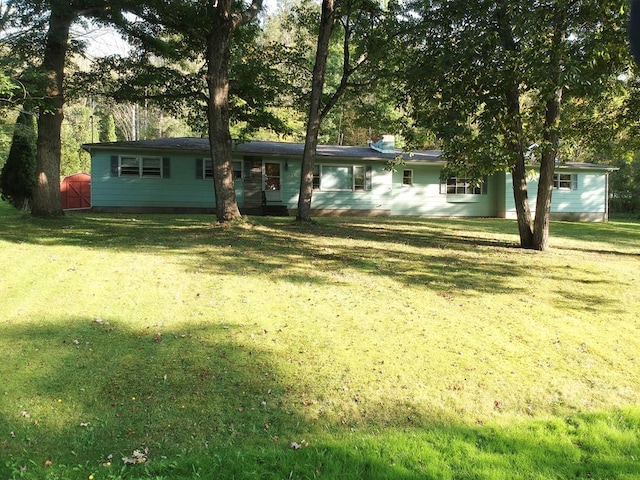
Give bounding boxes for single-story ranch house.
[81,136,616,221]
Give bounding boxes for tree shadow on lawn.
[0,210,532,295]
[2,317,640,479]
[548,220,640,257]
[0,208,629,299]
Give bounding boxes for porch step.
[262,205,290,217]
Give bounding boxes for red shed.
[61,173,91,210]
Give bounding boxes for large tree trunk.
[505,85,535,249]
[532,88,562,251]
[495,0,534,248]
[296,0,336,222]
[207,1,241,223]
[31,4,73,217]
[532,7,566,251]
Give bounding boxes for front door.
[263,161,282,202]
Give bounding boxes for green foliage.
[0,109,36,209]
[60,104,92,176]
[0,111,15,168]
[0,71,17,99]
[257,0,413,145]
[86,2,289,140]
[99,113,117,143]
[609,153,640,214]
[400,0,630,180]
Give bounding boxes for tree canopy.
[398,0,630,249]
[1,0,636,233]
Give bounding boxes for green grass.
[1,201,639,479]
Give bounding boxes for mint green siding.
[308,163,391,212]
[504,170,610,221]
[91,152,242,209]
[390,165,500,216]
[88,144,611,221]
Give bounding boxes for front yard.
[1,202,639,479]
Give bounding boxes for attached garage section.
[61,173,91,210]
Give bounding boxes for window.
[119,156,140,177]
[554,173,578,190]
[442,176,487,195]
[233,161,243,180]
[204,159,213,179]
[115,156,168,178]
[322,165,353,191]
[314,164,372,191]
[141,157,161,177]
[402,169,413,186]
[200,159,242,180]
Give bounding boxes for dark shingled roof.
[82,137,444,164]
[82,137,616,170]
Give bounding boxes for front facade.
[82,137,615,221]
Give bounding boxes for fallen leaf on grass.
[123,447,149,465]
[290,440,310,450]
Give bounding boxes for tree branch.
[319,12,369,122]
[233,0,263,28]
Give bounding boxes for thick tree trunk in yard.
[296,0,336,222]
[511,161,535,248]
[532,88,562,251]
[532,6,566,251]
[207,1,241,223]
[495,0,534,249]
[504,85,535,249]
[31,5,73,217]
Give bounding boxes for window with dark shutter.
[195,158,203,179]
[110,156,119,177]
[162,158,170,178]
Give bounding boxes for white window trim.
[353,165,366,191]
[402,169,414,186]
[442,176,488,195]
[554,173,578,190]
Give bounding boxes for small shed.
[61,172,91,210]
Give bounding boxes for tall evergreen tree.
[99,113,117,142]
[0,109,37,209]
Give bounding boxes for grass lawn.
[1,201,639,479]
